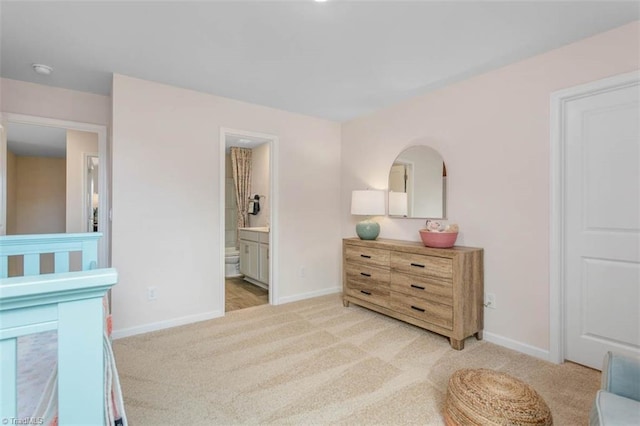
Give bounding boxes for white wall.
[1,78,110,126]
[66,129,98,233]
[341,21,640,357]
[111,74,342,336]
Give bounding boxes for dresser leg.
[475,331,483,341]
[450,338,464,350]
[342,299,350,307]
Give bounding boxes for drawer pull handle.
[410,284,425,290]
[411,305,425,313]
[360,272,371,277]
[360,254,372,259]
[410,263,425,268]
[360,290,372,295]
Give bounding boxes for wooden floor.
[225,276,269,312]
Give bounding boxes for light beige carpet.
[113,294,600,425]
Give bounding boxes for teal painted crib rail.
[0,232,103,277]
[0,233,117,425]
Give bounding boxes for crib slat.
[58,297,104,424]
[55,251,70,273]
[0,338,18,419]
[82,239,98,270]
[23,253,40,276]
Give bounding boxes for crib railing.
[0,233,117,425]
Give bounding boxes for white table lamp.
[351,190,385,240]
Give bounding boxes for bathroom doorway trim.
[219,127,279,310]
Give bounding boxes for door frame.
[549,70,640,364]
[219,127,279,309]
[83,153,99,232]
[0,113,110,267]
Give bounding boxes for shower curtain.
[231,147,252,248]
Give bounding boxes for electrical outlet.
[147,286,158,301]
[484,293,496,309]
[299,266,306,278]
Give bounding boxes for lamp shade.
[351,190,385,216]
[388,191,408,217]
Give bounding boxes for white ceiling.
[6,122,67,158]
[1,1,638,122]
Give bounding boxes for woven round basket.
[444,369,553,426]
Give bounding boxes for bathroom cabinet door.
[239,240,258,279]
[259,243,269,285]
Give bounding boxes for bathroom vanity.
[239,227,269,288]
[343,237,483,350]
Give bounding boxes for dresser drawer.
[345,280,390,308]
[390,273,453,306]
[390,252,452,279]
[345,264,390,288]
[345,245,390,269]
[390,292,453,330]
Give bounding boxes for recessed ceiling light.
[315,0,327,2]
[32,64,53,76]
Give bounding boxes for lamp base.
[356,219,380,240]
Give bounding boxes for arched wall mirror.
[388,145,447,219]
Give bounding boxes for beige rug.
[113,294,599,425]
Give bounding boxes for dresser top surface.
[343,237,482,255]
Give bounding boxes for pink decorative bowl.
[419,229,458,248]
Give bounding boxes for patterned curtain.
[231,147,252,248]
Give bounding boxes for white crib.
[0,233,118,425]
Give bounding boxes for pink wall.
[341,21,640,355]
[1,78,110,126]
[111,74,342,336]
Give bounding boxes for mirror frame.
[388,145,447,220]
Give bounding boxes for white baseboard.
[112,287,342,339]
[276,286,342,305]
[112,310,224,339]
[111,295,550,363]
[483,331,551,361]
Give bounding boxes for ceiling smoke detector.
[32,64,53,76]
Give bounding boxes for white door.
[564,75,640,369]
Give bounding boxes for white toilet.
[225,247,241,278]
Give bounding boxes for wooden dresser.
[342,238,484,350]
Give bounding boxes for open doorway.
[0,113,109,268]
[220,128,277,313]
